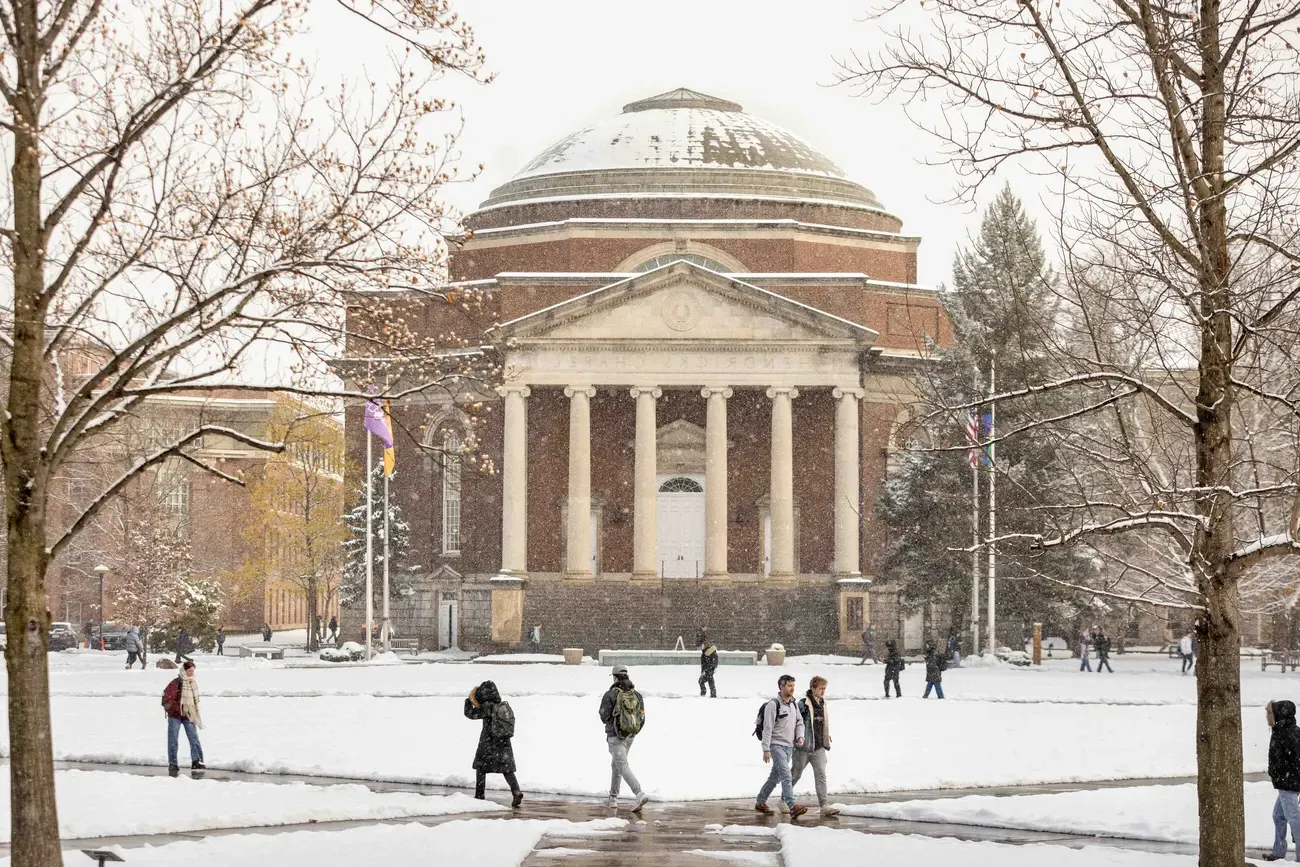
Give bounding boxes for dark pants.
[175,651,192,664]
[1097,655,1113,672]
[1181,652,1194,673]
[699,671,716,697]
[475,770,520,799]
[884,672,901,697]
[217,643,224,656]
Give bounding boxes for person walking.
[83,621,95,650]
[464,680,523,807]
[883,640,905,698]
[261,622,273,642]
[791,675,838,817]
[599,664,649,812]
[161,660,205,776]
[328,615,339,644]
[947,633,961,668]
[1077,631,1092,672]
[699,639,719,698]
[922,641,946,699]
[1266,700,1300,861]
[1095,629,1113,673]
[215,627,225,657]
[174,627,194,665]
[754,673,808,818]
[124,626,144,670]
[1179,632,1194,675]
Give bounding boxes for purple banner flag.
[364,399,394,448]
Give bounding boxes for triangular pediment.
[494,261,876,345]
[658,418,705,448]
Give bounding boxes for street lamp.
[93,564,109,649]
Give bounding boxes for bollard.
[1032,623,1043,666]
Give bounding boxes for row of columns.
[497,384,864,580]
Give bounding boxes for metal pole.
[365,433,373,662]
[986,350,998,655]
[382,472,390,653]
[971,458,981,656]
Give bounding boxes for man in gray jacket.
[755,673,807,818]
[124,627,144,670]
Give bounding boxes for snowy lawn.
[836,780,1286,848]
[14,654,1289,801]
[0,818,627,867]
[775,826,1197,866]
[1,769,501,840]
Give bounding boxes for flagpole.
[971,439,981,657]
[365,432,374,663]
[382,472,391,654]
[986,350,998,656]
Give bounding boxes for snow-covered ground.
[0,818,628,867]
[17,652,1283,802]
[837,780,1284,848]
[0,769,501,840]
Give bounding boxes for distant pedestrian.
[124,626,144,670]
[328,616,339,643]
[1077,631,1092,672]
[922,641,946,699]
[858,626,877,664]
[883,640,905,698]
[216,627,225,657]
[464,680,523,808]
[699,639,718,698]
[599,664,648,812]
[161,660,204,776]
[792,676,838,817]
[1095,630,1113,673]
[174,627,194,664]
[262,622,273,642]
[83,621,94,649]
[947,633,961,667]
[1179,632,1194,674]
[1266,700,1300,862]
[695,625,709,649]
[313,614,323,643]
[754,674,807,818]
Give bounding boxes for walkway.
[13,762,1273,865]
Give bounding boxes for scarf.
[180,670,203,729]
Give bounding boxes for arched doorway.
[656,475,705,578]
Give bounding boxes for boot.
[168,765,179,777]
[511,790,524,808]
[191,760,205,770]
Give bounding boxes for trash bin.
[563,648,584,665]
[765,644,786,666]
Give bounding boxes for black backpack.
[752,698,777,741]
[489,701,516,738]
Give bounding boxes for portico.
[492,261,874,583]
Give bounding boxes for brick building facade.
[343,88,952,654]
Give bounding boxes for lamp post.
[93,564,108,649]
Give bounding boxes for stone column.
[701,386,733,580]
[833,387,864,577]
[497,385,531,576]
[564,385,596,581]
[630,386,662,580]
[766,387,799,580]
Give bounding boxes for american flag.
[965,409,981,468]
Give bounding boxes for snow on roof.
[513,88,848,181]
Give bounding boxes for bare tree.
[844,0,1300,858]
[0,1,491,861]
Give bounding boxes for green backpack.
[614,688,645,737]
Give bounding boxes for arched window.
[633,254,732,273]
[442,432,462,555]
[658,476,703,493]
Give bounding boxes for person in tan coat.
[791,675,838,817]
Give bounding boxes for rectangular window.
[846,596,864,632]
[442,434,462,555]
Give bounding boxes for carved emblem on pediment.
[661,289,699,332]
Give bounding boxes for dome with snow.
[476,88,885,213]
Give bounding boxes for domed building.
[343,89,949,654]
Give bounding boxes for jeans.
[1080,654,1092,672]
[1182,653,1195,674]
[699,671,716,697]
[757,743,796,809]
[167,717,203,767]
[791,748,828,807]
[1274,790,1300,859]
[474,769,521,799]
[923,681,944,699]
[884,672,901,697]
[607,736,642,799]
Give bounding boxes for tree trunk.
[307,577,318,652]
[1197,570,1244,866]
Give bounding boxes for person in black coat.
[1267,700,1300,861]
[883,640,905,698]
[464,680,523,807]
[923,640,947,699]
[699,639,719,698]
[1095,630,1114,673]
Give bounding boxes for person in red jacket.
[162,660,205,776]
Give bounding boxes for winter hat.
[611,664,629,677]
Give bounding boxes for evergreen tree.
[877,185,1099,648]
[340,467,412,609]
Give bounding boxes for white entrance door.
[902,610,924,652]
[657,475,705,578]
[438,599,459,650]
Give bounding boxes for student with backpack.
[883,640,905,698]
[599,664,649,812]
[754,673,808,818]
[464,680,523,807]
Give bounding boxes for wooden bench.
[1262,650,1300,671]
[388,638,419,655]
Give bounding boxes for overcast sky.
[315,0,1058,287]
